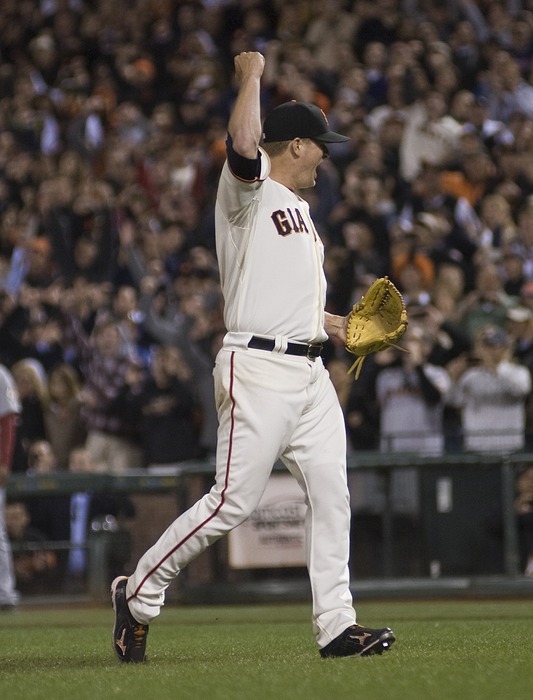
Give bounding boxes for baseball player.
[112,51,395,661]
[0,363,21,611]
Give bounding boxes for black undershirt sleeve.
[226,134,262,181]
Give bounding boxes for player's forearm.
[324,311,348,344]
[228,52,264,159]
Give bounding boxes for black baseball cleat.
[0,604,17,614]
[320,624,395,658]
[111,576,149,663]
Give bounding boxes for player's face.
[296,138,329,188]
[311,139,330,159]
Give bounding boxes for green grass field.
[1,599,532,700]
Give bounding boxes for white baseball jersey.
[215,148,328,344]
[0,365,20,417]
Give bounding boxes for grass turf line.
[0,600,532,700]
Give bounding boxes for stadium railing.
[6,450,533,602]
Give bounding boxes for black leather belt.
[248,335,323,360]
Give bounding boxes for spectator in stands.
[484,52,533,123]
[327,164,394,275]
[391,245,435,307]
[113,345,203,467]
[0,363,21,611]
[376,324,451,515]
[500,243,528,298]
[17,311,65,373]
[462,93,515,152]
[399,89,464,183]
[399,162,480,272]
[361,40,390,107]
[407,301,471,452]
[48,178,117,286]
[520,280,533,316]
[23,238,58,289]
[327,355,379,453]
[110,284,151,364]
[447,325,531,453]
[5,500,59,595]
[125,250,223,456]
[304,0,359,75]
[447,18,485,92]
[378,324,451,454]
[10,359,48,473]
[3,0,533,530]
[477,193,518,265]
[14,439,71,589]
[43,363,86,470]
[507,305,533,367]
[431,255,469,319]
[21,439,133,589]
[490,138,532,210]
[513,201,533,280]
[60,310,144,473]
[25,439,58,475]
[452,263,515,341]
[440,148,498,209]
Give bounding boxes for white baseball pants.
[126,339,356,647]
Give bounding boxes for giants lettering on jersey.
[271,208,310,236]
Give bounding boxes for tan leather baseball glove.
[345,276,408,379]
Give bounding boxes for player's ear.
[290,138,302,156]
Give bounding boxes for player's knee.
[222,494,260,526]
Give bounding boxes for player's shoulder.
[0,364,14,386]
[0,364,21,413]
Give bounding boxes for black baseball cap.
[262,101,349,144]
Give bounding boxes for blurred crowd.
[4,0,533,586]
[3,0,533,487]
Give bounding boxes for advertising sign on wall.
[228,474,307,569]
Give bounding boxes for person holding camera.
[447,325,531,453]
